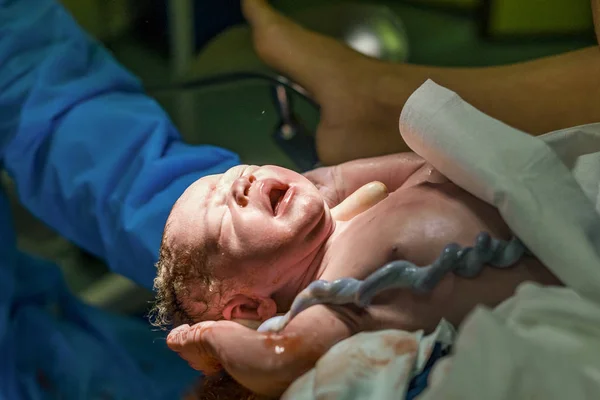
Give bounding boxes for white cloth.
[283,321,455,400]
[421,283,600,400]
[283,80,600,399]
[399,80,600,303]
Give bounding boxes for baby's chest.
[326,189,476,280]
[327,200,418,279]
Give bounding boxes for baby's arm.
[304,153,427,207]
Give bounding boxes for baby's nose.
[232,176,252,206]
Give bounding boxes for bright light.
[346,30,382,58]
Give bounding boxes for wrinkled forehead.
[166,165,254,244]
[176,165,251,207]
[183,166,243,198]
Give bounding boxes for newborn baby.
[153,153,560,397]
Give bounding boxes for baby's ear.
[222,294,277,321]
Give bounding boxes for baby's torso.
[318,180,552,332]
[323,181,510,282]
[318,178,561,332]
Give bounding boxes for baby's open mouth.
[269,185,289,215]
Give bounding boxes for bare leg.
[242,0,600,165]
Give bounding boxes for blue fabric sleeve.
[0,0,240,289]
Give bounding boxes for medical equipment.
[258,232,528,333]
[271,79,321,171]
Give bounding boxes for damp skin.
[258,233,528,333]
[166,156,561,398]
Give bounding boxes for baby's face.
[167,165,334,319]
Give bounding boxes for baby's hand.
[331,181,388,221]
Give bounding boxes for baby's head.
[150,165,334,329]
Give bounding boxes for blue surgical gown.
[0,0,240,398]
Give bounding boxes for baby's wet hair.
[149,222,215,329]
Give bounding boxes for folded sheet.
[421,283,600,400]
[283,321,455,400]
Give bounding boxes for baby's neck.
[273,219,349,309]
[293,219,353,286]
[308,217,358,277]
[314,219,355,274]
[302,184,387,285]
[272,203,369,310]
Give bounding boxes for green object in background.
[483,0,594,38]
[60,0,132,41]
[404,0,480,9]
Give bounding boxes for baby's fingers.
[331,181,388,221]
